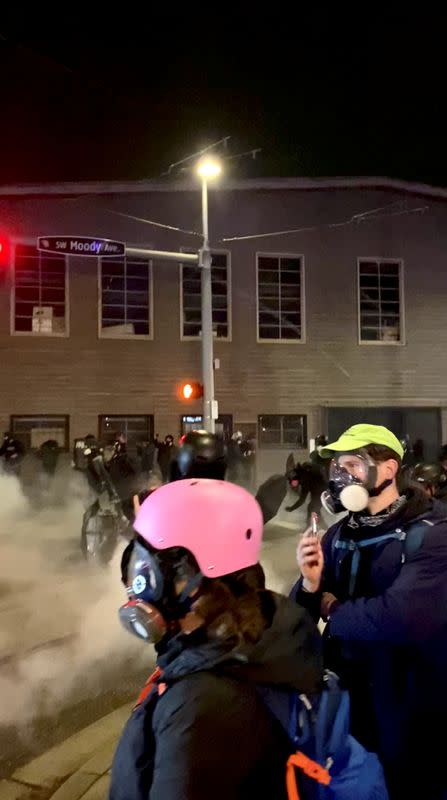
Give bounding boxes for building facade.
[0,176,446,482]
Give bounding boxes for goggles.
[329,450,375,489]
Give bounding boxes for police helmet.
[171,430,227,480]
[413,462,444,488]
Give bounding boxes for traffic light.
[0,237,10,285]
[0,237,10,270]
[180,381,203,401]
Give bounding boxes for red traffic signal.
[180,381,203,401]
[0,236,10,285]
[0,237,10,270]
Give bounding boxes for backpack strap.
[390,515,447,563]
[334,531,405,596]
[286,752,331,800]
[332,514,447,597]
[330,519,348,584]
[401,518,433,562]
[133,666,164,709]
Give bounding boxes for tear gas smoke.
[0,462,306,728]
[0,464,150,727]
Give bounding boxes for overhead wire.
[221,201,429,242]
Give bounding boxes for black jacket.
[110,594,322,800]
[435,480,447,503]
[291,490,447,797]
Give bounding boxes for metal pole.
[126,247,198,263]
[200,178,216,433]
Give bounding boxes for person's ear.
[384,459,399,480]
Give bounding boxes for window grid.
[257,254,303,341]
[98,415,154,448]
[358,259,403,343]
[258,414,308,448]
[100,256,152,337]
[11,415,69,450]
[181,251,230,340]
[13,244,67,334]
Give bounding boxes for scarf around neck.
[348,495,407,529]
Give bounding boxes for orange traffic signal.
[180,381,203,401]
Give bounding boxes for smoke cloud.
[0,460,308,730]
[0,462,150,727]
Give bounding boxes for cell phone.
[307,513,320,566]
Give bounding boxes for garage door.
[327,407,441,461]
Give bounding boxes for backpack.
[112,662,389,800]
[331,517,436,597]
[259,671,389,800]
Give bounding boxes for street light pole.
[128,157,221,435]
[199,176,215,433]
[197,158,221,433]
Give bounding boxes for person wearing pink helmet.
[110,478,323,800]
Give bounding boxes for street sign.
[37,236,125,257]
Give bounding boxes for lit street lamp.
[122,155,223,433]
[197,157,222,433]
[197,159,222,180]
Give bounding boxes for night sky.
[0,9,444,185]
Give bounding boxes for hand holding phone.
[296,512,323,591]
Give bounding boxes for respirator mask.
[321,449,393,514]
[119,539,203,646]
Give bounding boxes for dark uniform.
[0,432,24,475]
[110,595,322,800]
[292,488,447,799]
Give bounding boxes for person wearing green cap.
[291,423,447,800]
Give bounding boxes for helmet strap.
[178,571,204,604]
[368,478,393,498]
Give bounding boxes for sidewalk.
[0,703,132,800]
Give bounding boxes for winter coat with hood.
[109,593,323,800]
[291,489,447,797]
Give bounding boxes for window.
[13,244,67,335]
[180,415,204,433]
[258,415,307,447]
[180,414,233,440]
[99,256,152,337]
[257,253,304,341]
[234,422,257,442]
[180,251,230,339]
[358,259,403,343]
[10,415,69,450]
[98,415,154,449]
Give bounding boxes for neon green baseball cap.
[320,424,404,460]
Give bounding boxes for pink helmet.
[134,478,263,578]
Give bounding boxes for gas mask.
[119,539,203,645]
[321,449,392,514]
